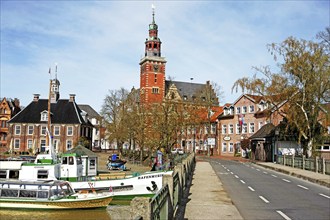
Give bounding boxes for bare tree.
[232,36,330,157]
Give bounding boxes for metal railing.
[277,155,330,175]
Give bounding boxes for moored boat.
[0,179,113,210]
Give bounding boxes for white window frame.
[229,124,234,134]
[66,140,73,150]
[249,105,255,113]
[211,124,216,134]
[15,125,21,135]
[249,123,255,133]
[242,123,247,134]
[229,143,234,152]
[54,126,60,136]
[40,112,48,122]
[236,123,241,134]
[14,139,20,149]
[222,124,227,134]
[242,106,247,114]
[67,126,73,136]
[41,126,47,136]
[27,125,34,135]
[236,107,241,114]
[222,142,227,153]
[27,139,33,149]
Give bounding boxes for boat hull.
[71,171,173,200]
[0,195,113,210]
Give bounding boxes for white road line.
[297,185,309,190]
[282,179,291,183]
[276,210,291,220]
[240,180,246,184]
[256,169,260,171]
[234,175,239,178]
[271,174,277,178]
[259,196,270,203]
[251,167,255,169]
[263,171,268,174]
[248,186,255,191]
[319,193,330,199]
[230,172,234,174]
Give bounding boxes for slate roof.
[165,80,219,105]
[249,123,275,139]
[8,99,88,125]
[78,104,100,119]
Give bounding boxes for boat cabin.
[0,180,75,200]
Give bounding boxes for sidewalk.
[256,162,330,188]
[184,161,243,220]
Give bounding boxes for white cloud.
[1,1,328,111]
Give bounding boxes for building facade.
[7,78,94,154]
[217,94,284,157]
[0,98,21,152]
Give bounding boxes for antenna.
[55,63,58,79]
[151,3,155,23]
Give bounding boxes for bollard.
[130,197,151,220]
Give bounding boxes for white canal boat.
[0,151,172,201]
[0,179,113,210]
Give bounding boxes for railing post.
[130,197,151,220]
[315,156,319,173]
[322,158,326,175]
[283,155,286,166]
[174,164,183,205]
[292,154,295,168]
[302,155,305,170]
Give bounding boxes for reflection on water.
[0,207,119,220]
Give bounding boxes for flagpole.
[46,69,52,147]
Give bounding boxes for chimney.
[33,94,40,102]
[69,94,76,102]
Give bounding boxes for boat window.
[77,157,82,165]
[37,191,48,199]
[89,159,96,169]
[37,170,49,179]
[0,170,7,178]
[9,170,19,179]
[1,189,19,197]
[62,157,68,165]
[19,190,37,198]
[69,157,74,165]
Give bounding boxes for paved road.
[204,158,330,220]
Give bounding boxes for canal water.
[0,205,131,220]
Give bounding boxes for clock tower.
[139,5,167,104]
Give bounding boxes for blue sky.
[1,0,329,112]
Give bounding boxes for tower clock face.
[153,64,159,72]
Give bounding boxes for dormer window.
[40,111,48,122]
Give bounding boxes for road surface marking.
[251,167,255,169]
[230,172,234,174]
[256,169,260,171]
[282,179,291,183]
[240,180,246,184]
[263,171,268,174]
[319,193,330,199]
[234,175,239,179]
[297,185,309,190]
[259,196,270,203]
[248,186,255,191]
[271,174,277,178]
[276,210,291,220]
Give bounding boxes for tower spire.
[152,4,155,24]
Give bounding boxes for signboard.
[207,138,215,145]
[223,136,231,141]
